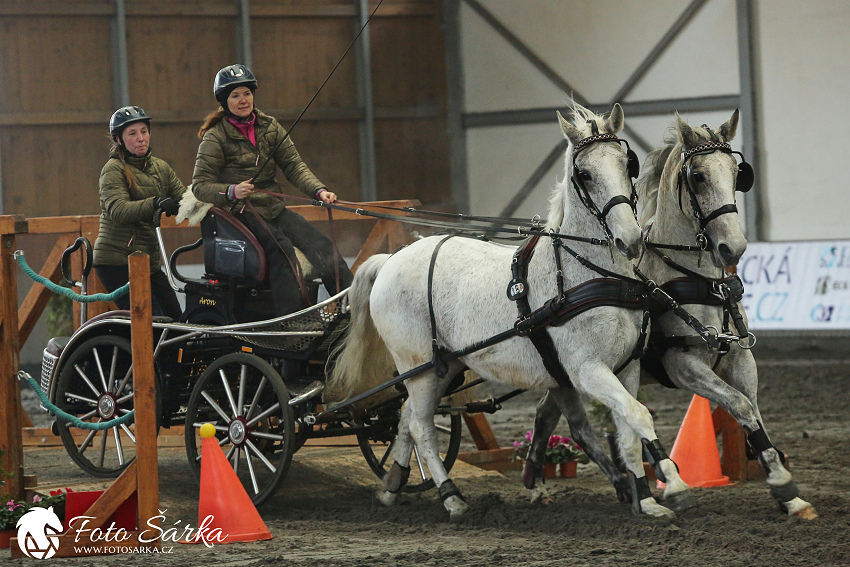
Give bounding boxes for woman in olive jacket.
[192,64,353,316]
[93,106,185,319]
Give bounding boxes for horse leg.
[403,371,469,519]
[719,351,817,519]
[546,387,632,504]
[375,400,415,507]
[522,391,560,503]
[574,362,689,517]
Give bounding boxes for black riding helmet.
[109,106,151,138]
[214,64,258,109]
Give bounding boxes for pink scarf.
[227,112,257,146]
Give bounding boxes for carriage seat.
[200,207,314,284]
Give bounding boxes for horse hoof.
[792,505,818,520]
[664,491,695,513]
[529,486,550,504]
[637,497,675,518]
[444,495,469,520]
[781,498,818,520]
[375,489,398,507]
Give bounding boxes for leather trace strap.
[428,234,458,377]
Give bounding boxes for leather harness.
[426,233,650,389]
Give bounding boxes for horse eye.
[692,172,705,183]
[579,171,592,181]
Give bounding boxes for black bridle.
[570,121,640,241]
[676,137,754,252]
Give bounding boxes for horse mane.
[636,121,718,228]
[545,101,609,231]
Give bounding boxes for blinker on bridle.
[677,134,754,255]
[571,120,641,242]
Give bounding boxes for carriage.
[37,204,464,506]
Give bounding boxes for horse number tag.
[507,278,528,301]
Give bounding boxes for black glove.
[154,197,180,217]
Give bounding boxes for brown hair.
[198,107,226,139]
[108,137,141,193]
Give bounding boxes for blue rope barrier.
[18,371,134,431]
[14,250,129,303]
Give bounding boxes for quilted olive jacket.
[93,152,186,269]
[191,109,326,220]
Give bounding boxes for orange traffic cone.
[187,423,272,544]
[658,395,730,489]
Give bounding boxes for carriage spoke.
[244,450,260,495]
[116,393,134,405]
[92,348,110,393]
[237,365,247,418]
[98,429,108,468]
[248,431,284,441]
[245,439,276,473]
[66,392,98,407]
[245,402,280,428]
[77,428,98,454]
[377,440,394,468]
[244,376,267,422]
[74,364,104,398]
[219,368,239,418]
[201,390,236,423]
[77,409,98,421]
[232,447,241,476]
[113,426,125,466]
[224,443,237,462]
[108,346,119,393]
[192,422,229,433]
[115,365,133,396]
[120,423,136,443]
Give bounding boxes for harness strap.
[428,235,457,377]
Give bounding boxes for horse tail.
[326,254,397,404]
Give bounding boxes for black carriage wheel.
[357,411,462,493]
[55,334,160,477]
[184,352,295,506]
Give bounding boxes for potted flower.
[0,491,67,549]
[512,431,589,479]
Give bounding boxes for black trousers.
[235,207,354,316]
[95,264,182,320]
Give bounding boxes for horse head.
[671,110,749,268]
[554,103,643,260]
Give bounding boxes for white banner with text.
[739,240,850,330]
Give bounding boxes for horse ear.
[557,111,582,144]
[676,112,700,149]
[718,108,740,142]
[604,103,624,134]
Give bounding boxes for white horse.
[328,103,691,519]
[526,110,817,519]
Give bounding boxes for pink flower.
[525,431,533,442]
[32,495,41,503]
[6,500,22,510]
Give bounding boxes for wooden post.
[128,252,159,538]
[0,233,24,501]
[13,252,161,558]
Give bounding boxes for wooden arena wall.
[0,0,451,219]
